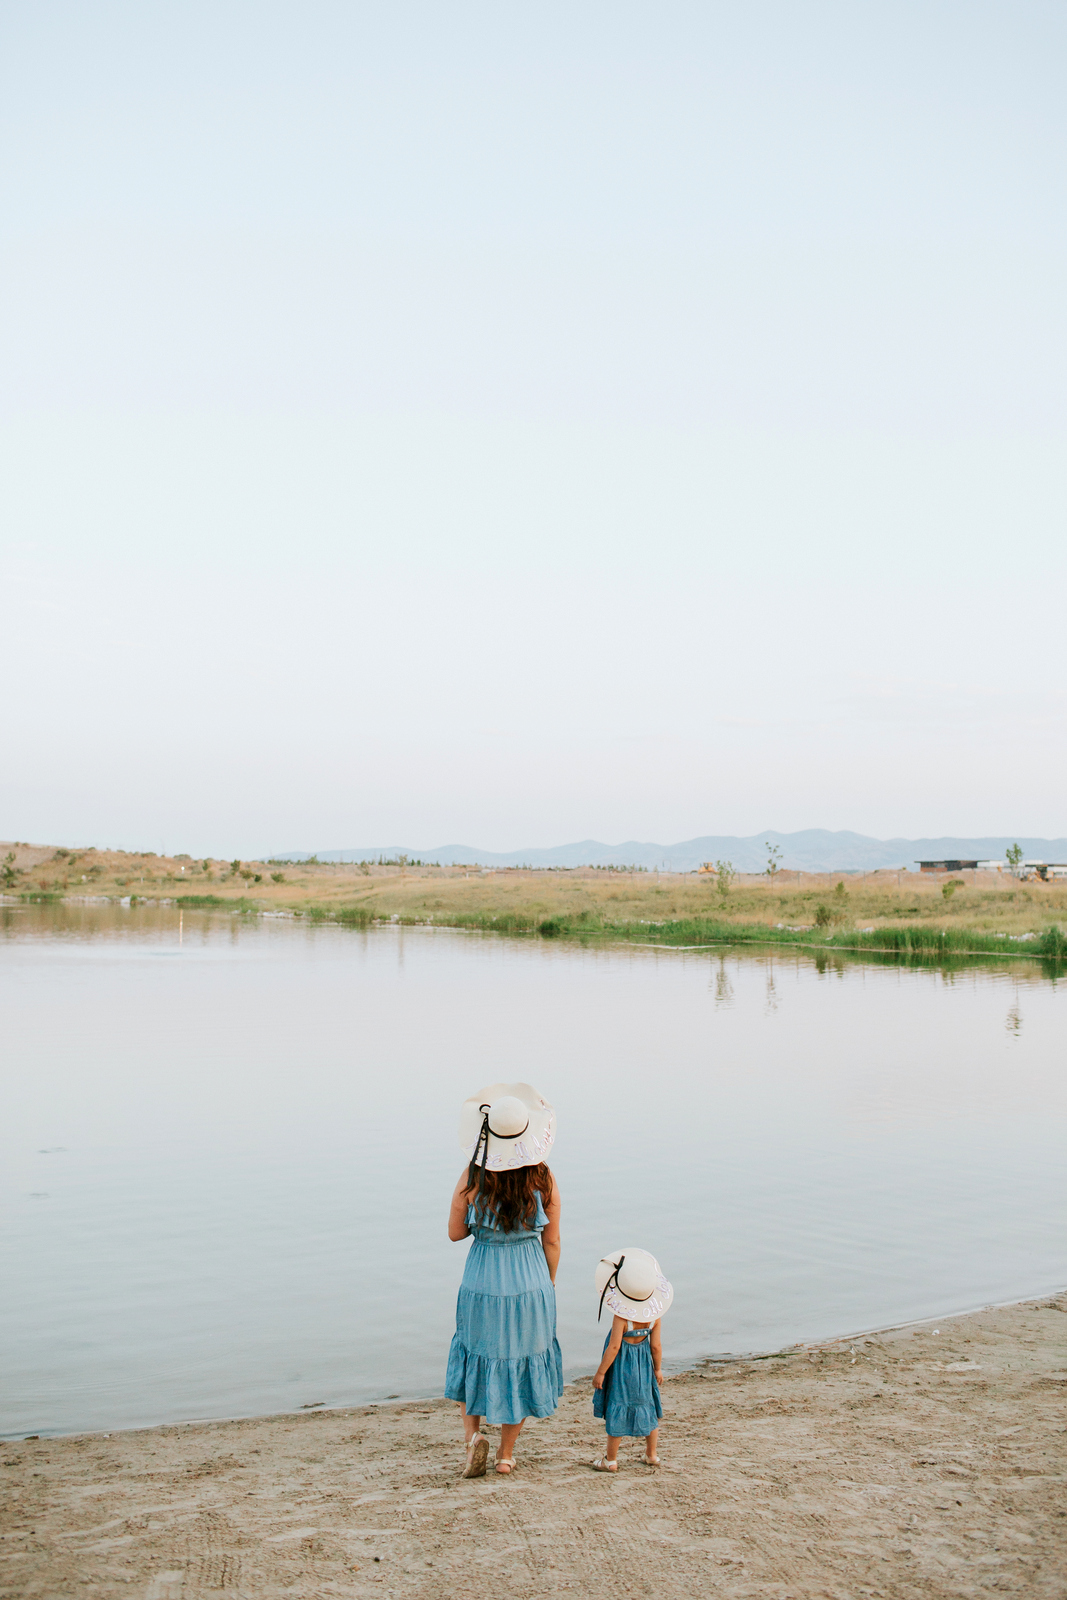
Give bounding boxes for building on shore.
[1020,861,1067,881]
[915,859,1006,874]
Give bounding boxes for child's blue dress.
[445,1192,564,1426]
[593,1322,662,1438]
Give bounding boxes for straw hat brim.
[595,1248,674,1320]
[459,1082,555,1172]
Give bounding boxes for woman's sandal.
[641,1455,661,1466]
[494,1456,515,1475]
[462,1434,489,1478]
[590,1457,618,1472]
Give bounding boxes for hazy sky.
[2,2,1065,856]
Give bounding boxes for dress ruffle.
[445,1336,564,1423]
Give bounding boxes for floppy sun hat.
[595,1248,674,1322]
[459,1083,556,1188]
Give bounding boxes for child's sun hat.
[595,1248,673,1322]
[459,1083,556,1188]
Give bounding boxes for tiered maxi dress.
[592,1322,663,1439]
[445,1193,564,1426]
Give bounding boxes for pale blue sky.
[2,2,1064,855]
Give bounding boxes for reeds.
[293,903,1065,964]
[173,894,258,912]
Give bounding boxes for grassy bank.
[297,900,1067,964]
[4,839,1067,966]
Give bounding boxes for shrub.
[271,872,285,883]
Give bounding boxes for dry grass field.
[3,840,1066,957]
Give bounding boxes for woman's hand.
[593,1371,605,1390]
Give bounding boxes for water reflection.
[712,956,734,1009]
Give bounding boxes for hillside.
[275,829,1067,873]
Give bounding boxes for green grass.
[832,923,1067,960]
[292,903,1066,964]
[172,894,258,912]
[614,914,1067,964]
[147,894,1067,973]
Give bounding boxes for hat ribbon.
[597,1255,656,1322]
[468,1103,531,1194]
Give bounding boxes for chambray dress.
[445,1193,564,1425]
[593,1322,662,1438]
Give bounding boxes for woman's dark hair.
[467,1163,553,1234]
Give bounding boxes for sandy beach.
[5,1295,1065,1599]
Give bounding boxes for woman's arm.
[593,1315,625,1388]
[650,1318,663,1381]
[447,1171,473,1241]
[540,1175,561,1283]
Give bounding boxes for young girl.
[590,1248,673,1471]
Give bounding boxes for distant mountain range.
[274,830,1067,873]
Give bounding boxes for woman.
[445,1083,563,1477]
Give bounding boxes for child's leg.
[604,1434,622,1463]
[643,1428,659,1462]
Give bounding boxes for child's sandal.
[494,1456,515,1475]
[590,1456,618,1472]
[641,1455,661,1466]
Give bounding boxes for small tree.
[764,841,782,880]
[1006,842,1024,874]
[715,859,735,898]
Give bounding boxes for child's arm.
[650,1318,663,1382]
[447,1171,473,1241]
[593,1316,625,1389]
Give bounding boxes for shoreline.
[11,1284,1066,1445]
[5,838,1067,967]
[7,1292,1065,1598]
[6,890,1067,972]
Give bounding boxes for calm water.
[2,902,1065,1438]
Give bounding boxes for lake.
[2,901,1065,1438]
